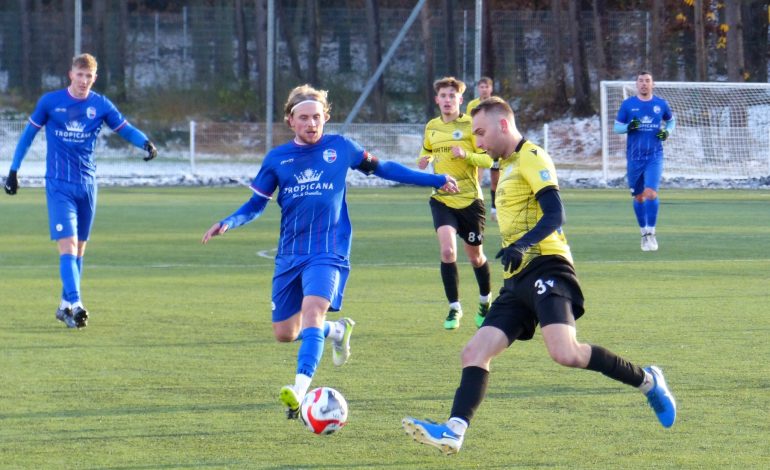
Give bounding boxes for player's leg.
[489,167,499,221]
[430,199,464,328]
[540,296,675,428]
[628,165,651,250]
[458,200,492,328]
[46,181,82,328]
[67,183,96,328]
[642,158,663,250]
[403,287,531,454]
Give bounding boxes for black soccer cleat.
[71,306,89,329]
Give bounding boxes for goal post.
[600,81,770,181]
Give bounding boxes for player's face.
[68,66,97,99]
[472,110,506,159]
[477,82,492,99]
[636,74,653,99]
[289,101,328,145]
[435,86,462,118]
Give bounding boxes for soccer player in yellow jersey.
[465,77,500,222]
[417,76,495,330]
[403,97,676,455]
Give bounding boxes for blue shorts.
[45,179,97,241]
[271,253,351,323]
[627,157,663,196]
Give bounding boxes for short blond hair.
[469,96,513,120]
[283,84,331,126]
[72,53,97,71]
[433,76,466,95]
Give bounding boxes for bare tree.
[254,0,267,104]
[568,0,593,115]
[725,0,744,82]
[549,0,568,111]
[276,0,302,80]
[742,1,768,82]
[18,0,32,96]
[364,0,385,121]
[444,0,457,75]
[306,0,321,85]
[113,0,129,101]
[482,2,495,78]
[420,4,435,120]
[693,0,707,81]
[234,0,250,88]
[650,0,664,78]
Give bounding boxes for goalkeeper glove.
[627,118,641,132]
[4,170,18,195]
[143,140,158,161]
[495,243,527,274]
[656,129,669,141]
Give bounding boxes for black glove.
[628,118,641,132]
[496,243,527,274]
[4,170,18,195]
[656,129,669,141]
[143,140,158,161]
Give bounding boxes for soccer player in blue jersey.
[3,53,157,329]
[614,72,675,252]
[402,98,676,455]
[201,84,459,420]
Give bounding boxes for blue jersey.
[250,134,368,258]
[615,95,673,161]
[28,88,129,183]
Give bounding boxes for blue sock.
[62,257,83,300]
[60,254,81,304]
[296,327,324,378]
[645,198,659,228]
[632,200,646,228]
[296,321,333,341]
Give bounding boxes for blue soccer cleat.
[402,417,463,455]
[644,366,676,428]
[55,307,77,328]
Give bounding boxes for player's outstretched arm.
[5,123,41,195]
[372,160,458,192]
[201,194,270,244]
[116,123,157,161]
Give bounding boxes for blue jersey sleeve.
[116,123,150,149]
[10,124,41,171]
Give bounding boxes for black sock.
[586,345,645,387]
[473,261,491,297]
[450,366,489,425]
[440,262,460,304]
[490,189,496,209]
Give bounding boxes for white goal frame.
[600,81,770,182]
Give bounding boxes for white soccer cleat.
[648,233,658,251]
[332,317,355,366]
[641,233,653,252]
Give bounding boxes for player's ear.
[323,112,330,123]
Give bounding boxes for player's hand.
[451,146,466,159]
[417,156,431,170]
[627,118,641,132]
[496,243,526,273]
[439,175,459,193]
[4,170,18,195]
[201,222,229,244]
[656,129,669,141]
[143,140,158,161]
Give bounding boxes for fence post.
[190,120,196,175]
[543,123,549,153]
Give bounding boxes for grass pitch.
[1,187,769,469]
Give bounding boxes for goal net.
[600,81,770,181]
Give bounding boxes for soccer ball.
[299,387,349,435]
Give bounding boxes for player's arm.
[496,188,565,273]
[201,190,271,244]
[356,152,457,192]
[656,116,676,141]
[115,122,157,161]
[417,124,434,169]
[452,146,494,168]
[4,123,41,195]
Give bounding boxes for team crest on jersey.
[539,170,551,181]
[322,149,337,163]
[452,130,463,140]
[294,169,323,184]
[653,105,661,114]
[86,107,96,119]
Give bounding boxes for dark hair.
[469,96,512,118]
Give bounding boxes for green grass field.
[1,187,769,469]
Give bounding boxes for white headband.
[290,99,323,114]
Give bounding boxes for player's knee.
[634,194,645,203]
[274,330,297,343]
[460,342,486,367]
[643,188,658,200]
[440,247,456,262]
[468,254,486,267]
[547,346,583,368]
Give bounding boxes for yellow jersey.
[419,114,493,209]
[496,139,573,278]
[465,97,482,115]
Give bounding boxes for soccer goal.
[600,81,770,181]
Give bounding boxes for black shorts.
[482,255,585,344]
[429,198,486,246]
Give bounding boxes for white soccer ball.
[299,386,349,435]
